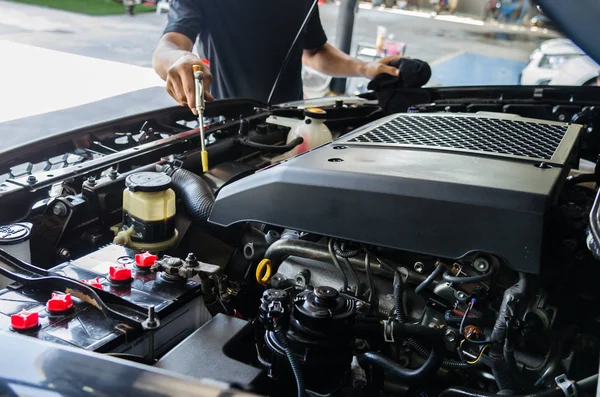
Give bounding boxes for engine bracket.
[555,374,578,397]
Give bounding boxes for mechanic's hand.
[166,53,214,115]
[362,54,403,79]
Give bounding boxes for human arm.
[152,0,213,113]
[302,43,401,79]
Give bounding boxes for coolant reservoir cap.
[126,172,171,192]
[0,223,32,245]
[304,107,327,119]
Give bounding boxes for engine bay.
[0,86,600,396]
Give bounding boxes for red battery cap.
[46,293,73,313]
[109,265,132,282]
[135,252,157,268]
[81,277,103,289]
[11,309,39,330]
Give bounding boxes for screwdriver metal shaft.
[192,64,209,173]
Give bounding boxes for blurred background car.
[520,38,599,85]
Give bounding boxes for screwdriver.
[193,60,210,173]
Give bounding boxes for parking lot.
[0,1,560,92]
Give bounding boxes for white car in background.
[520,38,599,86]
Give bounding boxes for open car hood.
[538,0,600,67]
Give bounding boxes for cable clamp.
[555,374,577,397]
[383,319,395,343]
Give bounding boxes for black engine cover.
[209,113,581,274]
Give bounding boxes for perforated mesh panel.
[348,115,569,160]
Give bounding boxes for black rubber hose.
[164,167,215,223]
[438,374,598,397]
[489,273,528,392]
[355,317,445,345]
[274,327,306,397]
[566,173,596,186]
[442,268,493,284]
[415,265,444,294]
[490,273,527,344]
[393,271,406,322]
[408,339,480,369]
[393,269,477,369]
[333,240,361,258]
[504,338,525,392]
[236,137,304,154]
[365,253,375,302]
[343,257,361,297]
[359,349,443,383]
[328,239,349,292]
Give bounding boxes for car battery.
[0,244,209,356]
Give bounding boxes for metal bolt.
[146,306,158,328]
[355,339,367,350]
[0,184,7,192]
[58,248,70,260]
[185,253,198,266]
[86,176,96,186]
[454,290,467,301]
[294,269,310,287]
[27,175,37,184]
[414,262,425,273]
[473,257,490,272]
[444,328,456,343]
[52,202,68,217]
[108,168,118,180]
[558,114,566,121]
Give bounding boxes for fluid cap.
[304,107,327,119]
[81,278,103,289]
[125,172,171,193]
[135,252,158,269]
[46,293,73,313]
[109,265,132,283]
[0,223,32,245]
[11,309,39,331]
[314,286,339,307]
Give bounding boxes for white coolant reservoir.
[267,107,332,162]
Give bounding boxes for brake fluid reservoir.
[119,172,177,251]
[267,107,332,162]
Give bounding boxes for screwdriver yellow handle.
[201,150,209,173]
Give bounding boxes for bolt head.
[27,175,37,184]
[414,262,425,273]
[473,257,490,272]
[58,248,70,259]
[445,329,456,342]
[52,202,68,217]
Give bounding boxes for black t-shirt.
[164,0,328,104]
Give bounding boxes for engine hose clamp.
[555,374,577,397]
[383,319,395,343]
[256,259,272,285]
